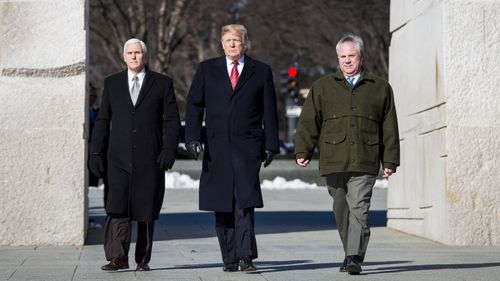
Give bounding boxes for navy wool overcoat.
[185,55,280,212]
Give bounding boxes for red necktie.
[230,60,239,90]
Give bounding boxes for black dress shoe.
[222,263,238,272]
[339,257,347,272]
[346,255,362,275]
[136,263,151,271]
[239,256,256,271]
[101,258,129,271]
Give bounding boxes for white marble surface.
[388,0,500,245]
[0,0,86,245]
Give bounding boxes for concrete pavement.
[1,187,499,281]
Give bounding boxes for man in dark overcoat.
[294,34,400,275]
[185,24,279,272]
[89,38,180,272]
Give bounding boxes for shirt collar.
[127,68,146,81]
[344,72,361,80]
[225,55,245,66]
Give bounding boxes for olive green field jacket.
[294,71,400,176]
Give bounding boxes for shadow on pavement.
[107,260,412,273]
[86,210,387,245]
[253,260,411,273]
[364,262,500,275]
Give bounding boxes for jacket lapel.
[134,67,155,108]
[215,57,233,97]
[119,70,134,108]
[233,55,255,95]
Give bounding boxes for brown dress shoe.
[101,258,129,271]
[136,263,151,271]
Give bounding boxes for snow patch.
[89,172,389,190]
[261,176,319,189]
[166,171,199,189]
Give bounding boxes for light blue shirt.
[345,72,361,86]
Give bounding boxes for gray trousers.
[326,172,376,261]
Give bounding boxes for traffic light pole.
[280,60,302,152]
[286,97,299,144]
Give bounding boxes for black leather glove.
[157,149,176,170]
[186,141,203,160]
[262,150,274,168]
[88,154,104,177]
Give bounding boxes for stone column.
[388,0,500,245]
[0,0,86,245]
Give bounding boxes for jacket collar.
[234,55,256,94]
[122,66,155,108]
[332,68,375,88]
[215,55,256,95]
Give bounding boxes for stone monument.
[0,0,86,245]
[388,0,500,245]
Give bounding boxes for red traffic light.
[287,67,298,77]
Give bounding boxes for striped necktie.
[230,60,239,90]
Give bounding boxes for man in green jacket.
[294,34,400,275]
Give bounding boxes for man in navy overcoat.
[185,24,279,272]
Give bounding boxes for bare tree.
[88,0,390,132]
[90,0,188,74]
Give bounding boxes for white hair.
[123,38,148,56]
[336,34,364,56]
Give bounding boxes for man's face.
[123,42,146,74]
[221,30,246,61]
[337,42,362,76]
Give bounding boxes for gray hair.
[336,34,364,56]
[221,24,251,50]
[123,38,148,56]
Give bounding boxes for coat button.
[132,129,137,133]
[351,141,355,145]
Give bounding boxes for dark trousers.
[215,201,258,264]
[103,215,155,264]
[326,172,376,261]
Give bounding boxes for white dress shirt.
[127,68,146,94]
[225,55,245,77]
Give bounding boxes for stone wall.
[0,0,86,245]
[388,0,500,245]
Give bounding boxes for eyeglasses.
[222,39,243,45]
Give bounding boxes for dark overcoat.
[90,68,180,221]
[185,55,280,212]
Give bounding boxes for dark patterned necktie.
[347,76,355,88]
